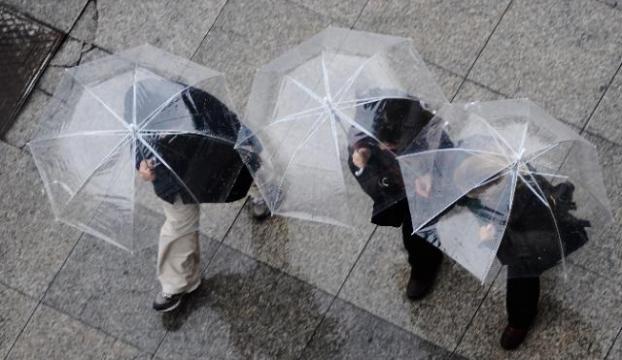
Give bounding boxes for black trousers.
[401,212,443,275]
[401,211,539,328]
[506,275,540,328]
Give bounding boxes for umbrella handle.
[354,166,365,177]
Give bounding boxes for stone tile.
[585,69,622,145]
[468,0,622,127]
[452,79,508,103]
[4,90,51,149]
[70,0,227,57]
[43,232,220,352]
[0,142,80,298]
[564,133,622,284]
[607,331,622,360]
[214,0,343,67]
[356,0,511,75]
[0,283,38,359]
[455,263,622,359]
[35,37,110,94]
[191,28,258,112]
[300,298,461,360]
[155,244,334,360]
[339,225,490,350]
[199,199,247,242]
[2,0,88,31]
[288,0,369,24]
[7,304,149,359]
[223,200,375,296]
[428,63,463,101]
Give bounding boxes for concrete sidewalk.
[1,0,622,359]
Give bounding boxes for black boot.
[406,259,441,300]
[500,325,530,350]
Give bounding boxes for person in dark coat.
[130,79,253,312]
[449,152,590,350]
[347,92,452,301]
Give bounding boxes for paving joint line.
[580,59,622,134]
[2,232,83,360]
[189,0,229,61]
[604,326,622,359]
[294,225,378,360]
[451,0,514,102]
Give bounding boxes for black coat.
[129,80,252,204]
[346,97,449,227]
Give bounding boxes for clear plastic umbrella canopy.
[236,26,448,227]
[29,44,242,253]
[398,99,613,282]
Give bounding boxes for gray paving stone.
[43,232,220,352]
[607,332,622,360]
[0,283,37,359]
[338,225,490,350]
[288,0,369,24]
[4,89,51,149]
[355,0,511,76]
[300,298,461,360]
[6,303,149,360]
[214,0,343,67]
[428,64,463,101]
[223,201,375,296]
[155,244,334,360]
[70,0,227,57]
[585,69,622,145]
[2,0,88,32]
[0,142,80,298]
[454,263,622,359]
[191,28,258,112]
[468,0,622,127]
[564,133,622,284]
[452,79,509,103]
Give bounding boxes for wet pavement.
[1,0,622,359]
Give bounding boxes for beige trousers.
[158,196,201,294]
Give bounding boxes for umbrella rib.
[132,63,137,126]
[472,114,518,160]
[274,113,328,209]
[331,107,386,152]
[136,135,202,204]
[332,55,374,102]
[321,52,332,100]
[285,75,324,104]
[71,79,130,130]
[397,147,505,160]
[29,130,128,144]
[517,172,550,208]
[137,85,192,131]
[62,134,131,208]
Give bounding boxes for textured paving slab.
[468,0,622,127]
[0,283,38,359]
[42,232,221,353]
[70,0,227,57]
[214,0,343,68]
[288,0,368,24]
[585,69,622,145]
[0,141,80,298]
[607,332,622,360]
[454,264,622,359]
[356,0,511,76]
[564,133,622,285]
[155,244,334,360]
[452,79,508,103]
[300,297,462,360]
[6,303,150,360]
[338,225,490,350]
[223,201,375,295]
[1,0,87,32]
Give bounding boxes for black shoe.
[153,292,184,312]
[153,281,201,312]
[500,325,529,350]
[406,265,440,301]
[250,196,271,220]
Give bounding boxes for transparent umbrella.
[398,99,613,282]
[236,26,448,227]
[29,44,244,253]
